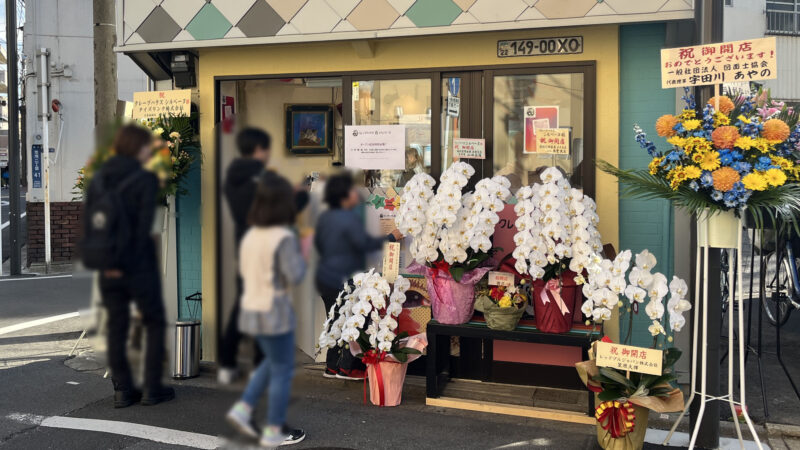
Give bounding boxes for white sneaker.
[259,426,288,448]
[217,367,238,385]
[226,401,258,439]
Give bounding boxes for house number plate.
[497,36,583,57]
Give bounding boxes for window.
[492,72,587,190]
[351,78,432,188]
[767,0,800,35]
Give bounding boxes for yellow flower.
[734,136,755,150]
[742,172,768,191]
[753,138,772,153]
[667,166,687,190]
[679,109,696,120]
[684,166,702,179]
[765,168,787,187]
[699,151,721,171]
[714,113,730,127]
[667,136,686,148]
[737,115,751,124]
[772,156,794,171]
[498,295,513,308]
[153,127,165,136]
[649,157,664,175]
[691,152,705,164]
[683,119,701,131]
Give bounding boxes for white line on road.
[0,211,27,230]
[0,274,72,282]
[0,312,80,336]
[7,413,223,449]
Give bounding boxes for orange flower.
[707,96,735,115]
[712,167,741,192]
[711,126,740,150]
[655,114,680,137]
[762,119,790,142]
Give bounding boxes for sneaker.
[322,368,338,379]
[280,426,306,446]
[217,367,238,385]
[226,401,258,439]
[335,368,366,381]
[259,426,288,448]
[141,386,175,406]
[113,389,142,408]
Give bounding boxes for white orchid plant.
[317,270,421,362]
[579,249,691,347]
[511,167,602,283]
[395,162,512,281]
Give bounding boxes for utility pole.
[6,0,22,275]
[93,0,117,134]
[689,2,724,449]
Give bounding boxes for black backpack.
[80,171,143,270]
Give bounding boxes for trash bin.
[173,320,200,379]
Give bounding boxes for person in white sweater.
[225,171,307,447]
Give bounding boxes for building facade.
[23,0,149,266]
[114,0,697,361]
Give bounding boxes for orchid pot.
[533,273,582,333]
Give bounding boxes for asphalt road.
[1,187,27,264]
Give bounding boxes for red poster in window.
[523,106,559,154]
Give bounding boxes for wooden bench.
[426,319,600,419]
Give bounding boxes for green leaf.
[598,389,625,402]
[393,351,408,363]
[450,266,466,282]
[599,367,636,390]
[663,347,682,369]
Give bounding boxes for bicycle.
[754,225,800,326]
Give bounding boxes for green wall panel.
[618,23,675,347]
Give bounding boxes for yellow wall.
[198,26,621,358]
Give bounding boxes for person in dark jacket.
[85,124,174,408]
[219,127,309,384]
[315,173,402,380]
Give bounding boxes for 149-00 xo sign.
[498,36,583,57]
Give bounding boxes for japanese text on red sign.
[660,37,776,88]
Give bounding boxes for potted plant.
[317,270,426,406]
[474,280,529,331]
[395,162,512,324]
[599,88,800,242]
[512,167,603,333]
[576,250,690,450]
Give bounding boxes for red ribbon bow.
[431,260,451,278]
[361,349,387,406]
[595,400,636,438]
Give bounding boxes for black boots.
[113,389,142,408]
[141,386,175,406]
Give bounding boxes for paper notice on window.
[453,138,485,159]
[345,125,406,170]
[535,128,570,155]
[523,106,559,154]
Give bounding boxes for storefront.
[115,1,695,362]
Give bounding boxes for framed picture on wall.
[285,104,334,155]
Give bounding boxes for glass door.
[441,72,484,179]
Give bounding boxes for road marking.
[0,211,27,230]
[7,413,223,449]
[0,312,80,336]
[0,274,72,282]
[66,381,80,385]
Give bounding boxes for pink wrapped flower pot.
[351,334,428,407]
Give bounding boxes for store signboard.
[535,129,569,155]
[453,138,485,159]
[498,36,583,58]
[345,125,405,170]
[132,89,191,120]
[660,37,776,88]
[595,341,663,376]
